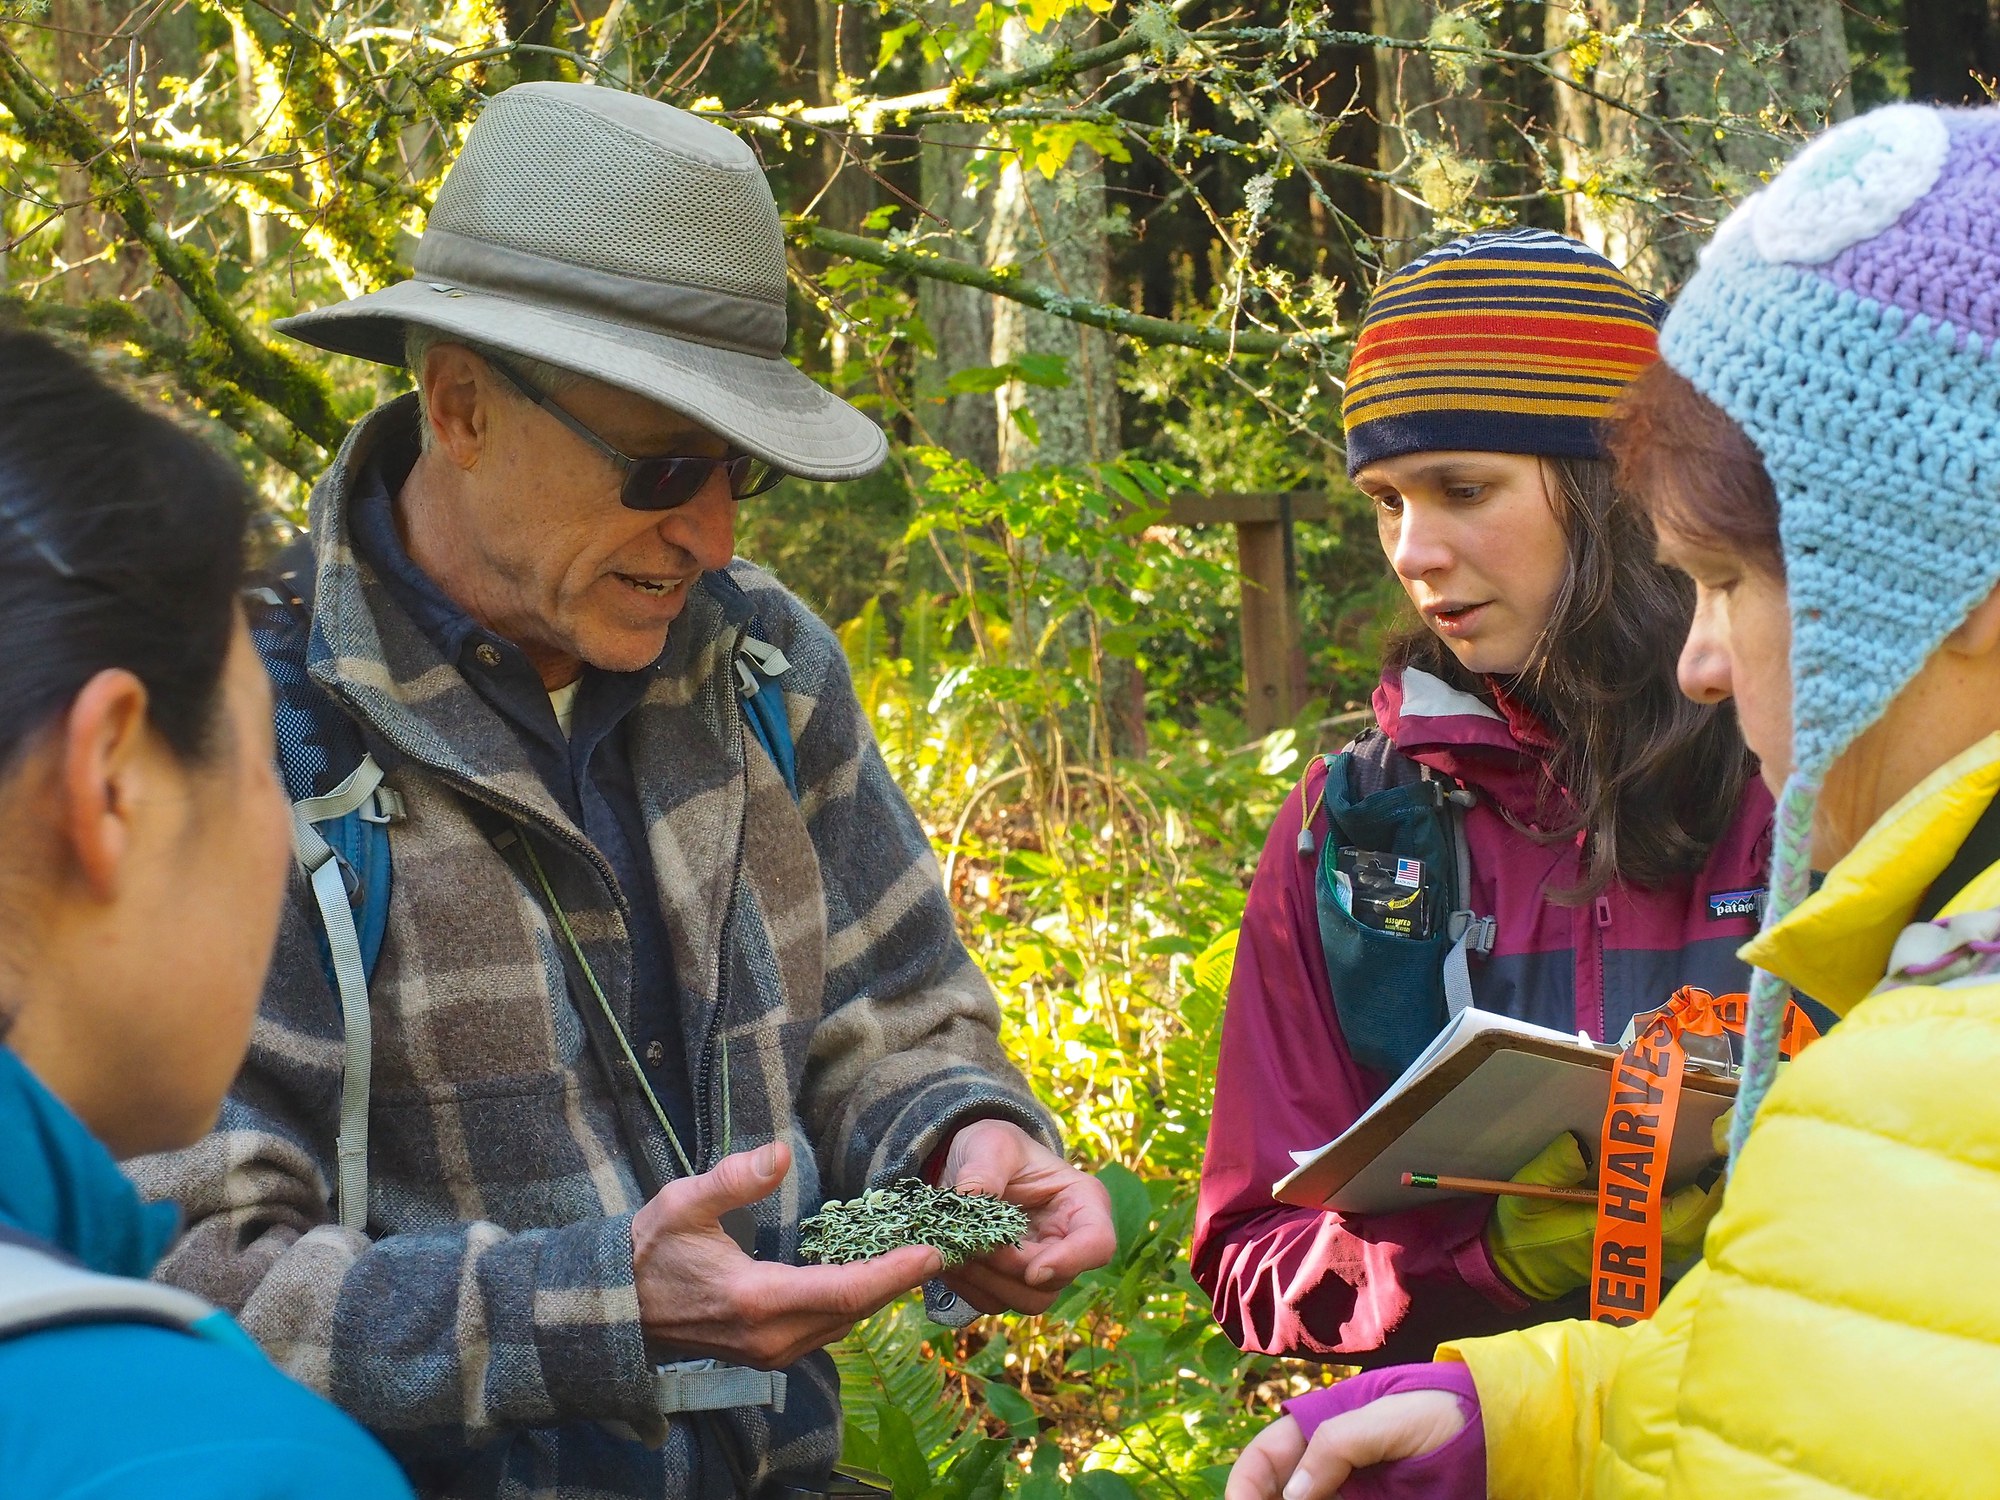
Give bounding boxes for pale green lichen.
[799,1180,1030,1268]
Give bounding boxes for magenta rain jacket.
[1191,666,1775,1363]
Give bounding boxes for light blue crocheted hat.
[1659,102,2000,1159]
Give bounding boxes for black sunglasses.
[492,361,784,512]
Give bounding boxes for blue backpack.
[244,542,800,1235]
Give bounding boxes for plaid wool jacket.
[129,400,1058,1498]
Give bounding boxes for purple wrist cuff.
[1280,1363,1484,1500]
[1453,1224,1529,1311]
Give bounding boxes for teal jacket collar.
[0,1045,178,1277]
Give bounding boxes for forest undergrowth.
[820,455,1354,1498]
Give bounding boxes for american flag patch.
[1394,856,1423,888]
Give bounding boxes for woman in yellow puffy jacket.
[1225,99,2000,1500]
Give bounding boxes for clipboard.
[1273,1008,1737,1215]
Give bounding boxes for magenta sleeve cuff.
[1279,1362,1484,1500]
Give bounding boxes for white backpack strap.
[1437,781,1490,1018]
[290,754,390,1234]
[0,1240,219,1343]
[1442,922,1478,1018]
[653,1358,787,1414]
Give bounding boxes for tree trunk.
[812,4,875,230]
[815,0,878,373]
[230,16,269,263]
[984,12,1142,753]
[1544,0,1849,291]
[51,0,138,305]
[496,0,572,80]
[1906,0,2000,104]
[986,13,1121,469]
[916,120,1000,471]
[910,41,998,633]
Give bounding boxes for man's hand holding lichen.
[931,1119,1117,1315]
[632,1141,941,1369]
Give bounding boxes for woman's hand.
[1224,1392,1467,1500]
[1485,1131,1723,1300]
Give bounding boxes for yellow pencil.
[1402,1171,1598,1205]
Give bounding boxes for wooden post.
[1237,517,1294,734]
[1165,491,1328,738]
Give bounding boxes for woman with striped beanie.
[1227,101,2000,1500]
[1193,229,1781,1360]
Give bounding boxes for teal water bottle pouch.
[1312,751,1461,1078]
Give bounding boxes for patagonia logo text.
[1707,888,1764,921]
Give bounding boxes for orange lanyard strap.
[1589,986,1820,1324]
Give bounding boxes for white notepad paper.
[1273,1007,1735,1215]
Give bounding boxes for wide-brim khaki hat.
[276,84,887,481]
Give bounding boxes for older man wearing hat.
[132,83,1113,1499]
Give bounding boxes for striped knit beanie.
[1340,227,1666,476]
[1658,103,2000,1163]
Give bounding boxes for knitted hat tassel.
[1728,771,1819,1168]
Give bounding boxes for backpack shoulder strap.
[0,1231,232,1348]
[734,636,797,798]
[701,570,799,801]
[245,537,401,1235]
[290,759,393,1234]
[1432,774,1490,1017]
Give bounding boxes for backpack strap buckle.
[293,757,402,838]
[1446,910,1497,956]
[358,785,405,825]
[737,635,792,680]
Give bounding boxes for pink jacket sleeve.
[1190,762,1528,1361]
[1280,1363,1484,1500]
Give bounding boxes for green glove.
[1484,1131,1725,1302]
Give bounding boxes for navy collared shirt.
[350,432,695,1149]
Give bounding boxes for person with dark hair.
[1192,228,1780,1364]
[0,325,411,1496]
[1225,100,2000,1500]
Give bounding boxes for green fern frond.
[836,1297,984,1474]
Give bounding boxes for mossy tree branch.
[8,297,325,482]
[742,23,1160,129]
[135,138,434,220]
[0,41,346,455]
[790,221,1333,360]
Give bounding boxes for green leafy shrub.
[828,458,1345,1496]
